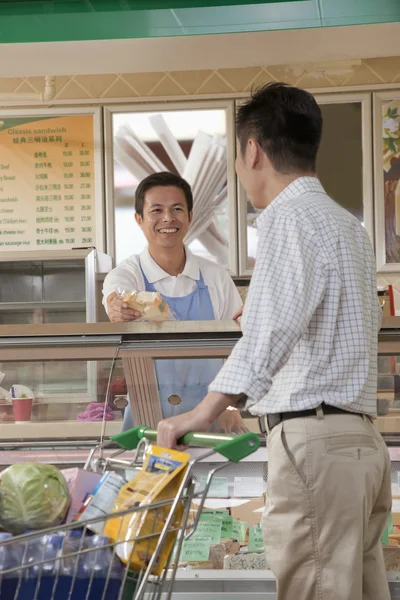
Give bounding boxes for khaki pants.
[262,412,392,600]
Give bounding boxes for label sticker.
[248,524,265,552]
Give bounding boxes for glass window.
[317,102,363,222]
[110,107,234,269]
[239,100,365,274]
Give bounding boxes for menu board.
[0,114,97,251]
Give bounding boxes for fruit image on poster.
[0,115,95,250]
[382,101,400,263]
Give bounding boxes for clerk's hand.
[215,409,249,434]
[107,292,141,323]
[232,306,243,321]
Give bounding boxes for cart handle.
[109,426,260,463]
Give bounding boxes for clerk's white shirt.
[102,247,242,320]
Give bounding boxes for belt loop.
[265,415,272,435]
[316,405,324,420]
[259,416,269,436]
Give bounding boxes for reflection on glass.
[0,360,125,425]
[246,201,262,272]
[112,109,229,265]
[244,102,364,271]
[155,357,223,419]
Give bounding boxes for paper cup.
[12,398,33,422]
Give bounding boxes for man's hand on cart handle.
[215,408,249,435]
[157,391,245,449]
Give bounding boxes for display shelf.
[0,249,112,324]
[173,570,274,581]
[0,420,121,440]
[169,571,400,600]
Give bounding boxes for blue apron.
[122,265,223,430]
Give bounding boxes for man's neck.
[148,246,186,276]
[259,171,317,209]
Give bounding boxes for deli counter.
[0,319,400,598]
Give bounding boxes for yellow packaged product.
[104,445,190,575]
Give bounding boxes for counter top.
[0,316,396,339]
[0,320,242,339]
[381,317,400,329]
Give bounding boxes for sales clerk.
[102,171,246,434]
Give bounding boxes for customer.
[103,171,246,434]
[157,83,391,600]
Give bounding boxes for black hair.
[135,172,193,217]
[236,82,323,174]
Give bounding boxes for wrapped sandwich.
[119,290,173,322]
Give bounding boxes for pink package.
[61,468,102,523]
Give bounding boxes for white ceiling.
[0,22,399,78]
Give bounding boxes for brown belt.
[264,403,360,433]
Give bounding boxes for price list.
[0,115,96,250]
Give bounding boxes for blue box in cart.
[0,530,124,600]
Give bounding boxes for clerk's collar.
[139,246,200,284]
[255,176,325,230]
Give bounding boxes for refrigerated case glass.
[0,320,399,595]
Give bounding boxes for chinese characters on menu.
[0,115,96,250]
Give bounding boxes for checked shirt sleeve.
[209,214,329,413]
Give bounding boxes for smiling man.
[103,171,246,433]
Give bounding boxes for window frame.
[103,100,238,275]
[235,92,374,276]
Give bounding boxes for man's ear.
[188,210,193,224]
[247,138,261,169]
[135,212,143,228]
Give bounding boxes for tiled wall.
[1,56,400,100]
[1,55,400,307]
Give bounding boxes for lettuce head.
[0,462,70,534]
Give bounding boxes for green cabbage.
[0,462,70,534]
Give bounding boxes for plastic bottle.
[82,534,123,600]
[2,530,124,600]
[57,530,123,600]
[0,532,21,600]
[57,530,88,600]
[17,533,63,600]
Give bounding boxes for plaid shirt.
[210,177,381,416]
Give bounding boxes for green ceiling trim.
[0,1,398,44]
[0,0,301,12]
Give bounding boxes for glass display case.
[0,321,248,444]
[0,320,399,598]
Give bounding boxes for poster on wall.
[0,108,103,252]
[374,92,400,271]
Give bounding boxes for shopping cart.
[0,425,260,600]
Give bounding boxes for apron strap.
[139,260,157,292]
[197,270,206,289]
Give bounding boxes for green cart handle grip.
[110,426,260,463]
